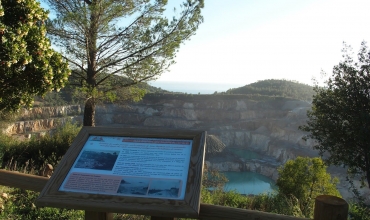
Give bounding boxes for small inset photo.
[148,179,182,198]
[74,150,119,171]
[116,177,150,196]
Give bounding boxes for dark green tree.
[43,0,204,126]
[276,157,340,218]
[0,0,70,113]
[300,42,370,188]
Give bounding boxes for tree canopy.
[300,42,370,189]
[44,0,204,126]
[276,157,340,218]
[0,0,70,113]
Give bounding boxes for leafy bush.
[1,189,84,220]
[0,132,18,164]
[1,120,81,171]
[276,157,341,218]
[349,202,370,220]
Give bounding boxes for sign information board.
[36,127,206,218]
[59,136,192,200]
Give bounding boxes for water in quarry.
[223,148,278,195]
[222,171,277,195]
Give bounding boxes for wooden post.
[314,195,348,220]
[85,211,113,220]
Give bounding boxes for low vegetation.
[1,121,81,171]
[0,122,369,219]
[276,157,341,217]
[226,79,315,101]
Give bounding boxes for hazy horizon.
[155,0,370,86]
[149,81,244,94]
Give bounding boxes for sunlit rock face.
[95,95,316,166]
[3,96,315,167]
[2,105,83,136]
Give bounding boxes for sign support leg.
[85,211,113,220]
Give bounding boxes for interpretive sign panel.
[60,136,192,200]
[36,127,206,218]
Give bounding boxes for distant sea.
[149,81,245,94]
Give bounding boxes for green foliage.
[227,79,315,101]
[1,188,84,219]
[202,165,228,190]
[201,189,306,217]
[349,202,370,220]
[0,0,70,113]
[276,157,341,218]
[200,168,304,217]
[300,42,370,189]
[0,132,13,163]
[44,0,204,126]
[42,91,67,106]
[1,120,81,170]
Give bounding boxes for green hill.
[226,79,315,101]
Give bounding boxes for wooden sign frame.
[36,126,206,218]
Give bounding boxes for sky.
[148,0,370,92]
[40,0,370,93]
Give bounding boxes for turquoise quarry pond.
[222,171,277,195]
[213,148,278,195]
[210,148,277,195]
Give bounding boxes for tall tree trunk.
[83,98,95,126]
[366,169,370,189]
[84,1,98,127]
[365,153,370,188]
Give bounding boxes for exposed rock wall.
[2,105,83,136]
[3,97,315,167]
[95,95,317,166]
[17,105,82,121]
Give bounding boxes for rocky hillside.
[2,105,83,137]
[93,94,315,179]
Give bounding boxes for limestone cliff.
[95,95,317,167]
[2,105,83,137]
[1,96,318,167]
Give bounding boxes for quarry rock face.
[2,96,317,168]
[95,95,316,166]
[2,105,83,136]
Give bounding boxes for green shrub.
[0,188,84,220]
[349,202,370,220]
[1,120,81,171]
[276,157,340,218]
[0,132,18,165]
